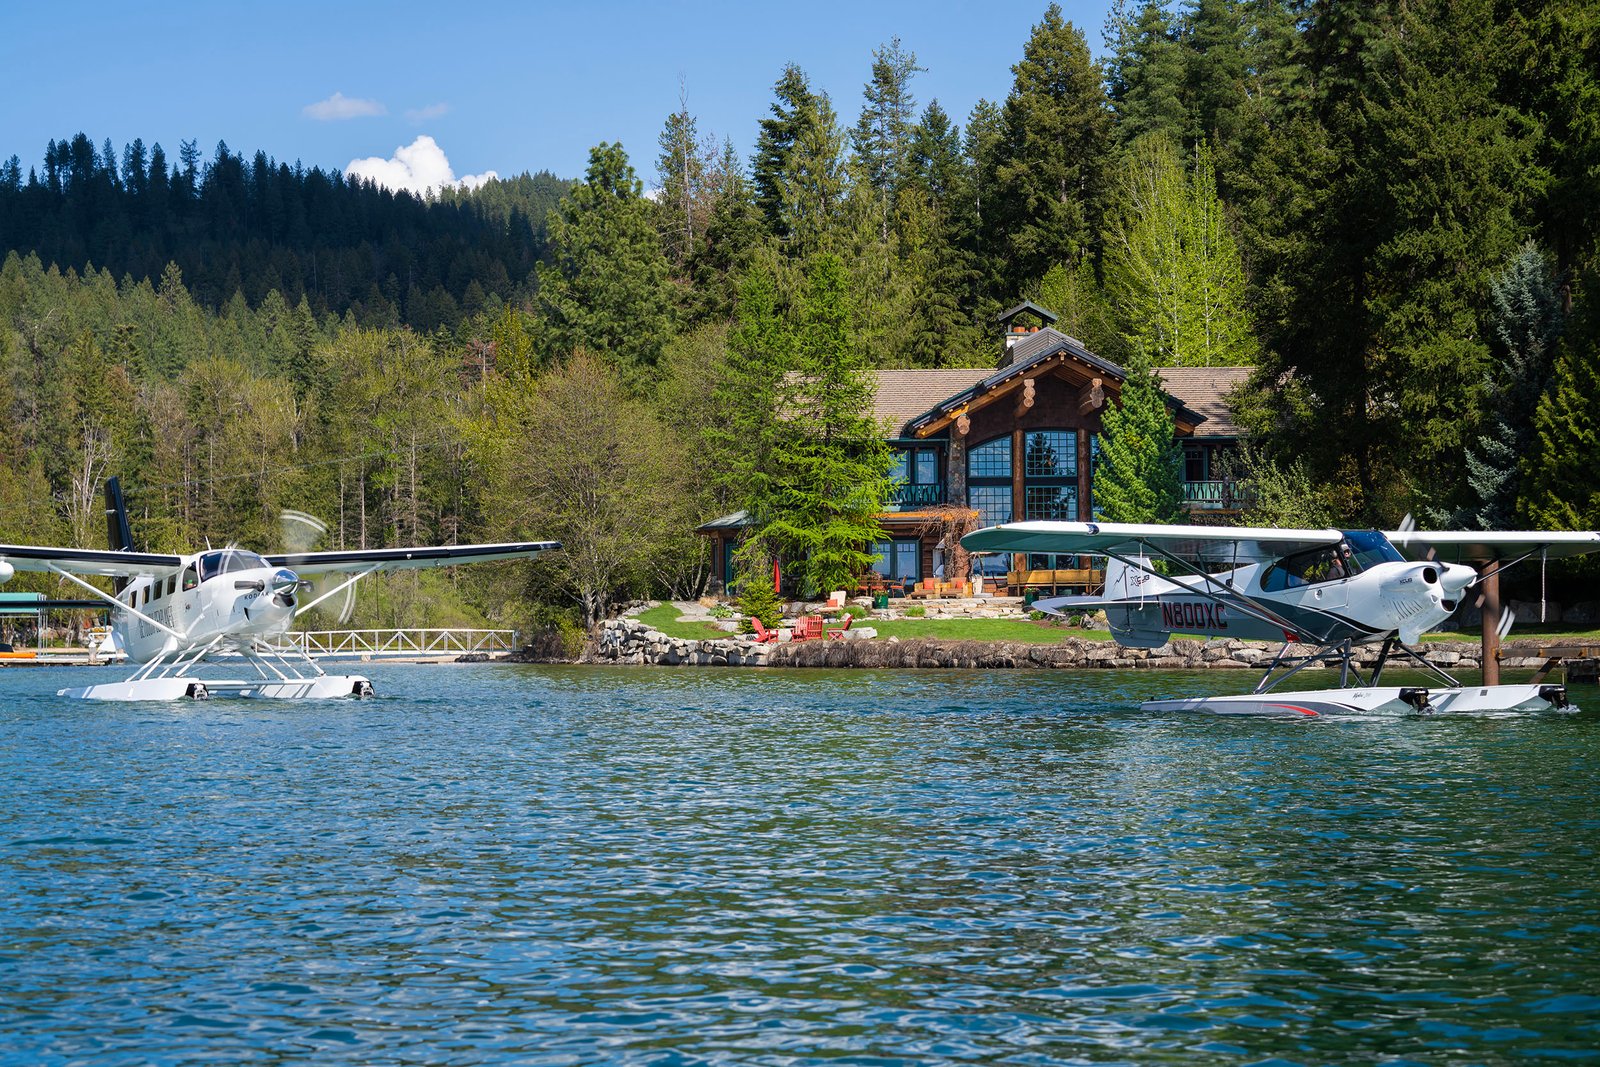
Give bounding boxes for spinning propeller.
[280,510,356,624]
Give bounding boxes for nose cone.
[0,559,12,584]
[1440,563,1477,596]
[271,568,300,594]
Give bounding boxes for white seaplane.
[961,520,1600,716]
[0,479,558,701]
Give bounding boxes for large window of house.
[869,539,921,583]
[968,437,1013,578]
[1023,430,1078,522]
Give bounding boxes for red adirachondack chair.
[749,617,780,643]
[826,616,854,640]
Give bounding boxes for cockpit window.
[197,550,270,582]
[1261,545,1354,591]
[1343,529,1404,572]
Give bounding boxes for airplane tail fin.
[1100,555,1176,649]
[105,477,135,593]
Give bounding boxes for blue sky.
[3,0,1114,191]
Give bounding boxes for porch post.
[1480,562,1501,685]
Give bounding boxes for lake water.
[2,663,1597,1066]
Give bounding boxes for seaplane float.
[961,520,1600,716]
[0,479,558,701]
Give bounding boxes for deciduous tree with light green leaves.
[1104,135,1254,367]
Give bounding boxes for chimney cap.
[995,300,1059,327]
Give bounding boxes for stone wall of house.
[584,618,1556,673]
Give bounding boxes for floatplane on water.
[961,520,1600,716]
[0,479,558,701]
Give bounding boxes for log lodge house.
[699,303,1252,597]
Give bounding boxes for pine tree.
[1105,0,1189,146]
[537,142,673,369]
[752,65,820,237]
[655,92,708,273]
[777,94,848,260]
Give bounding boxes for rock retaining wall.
[587,619,1552,672]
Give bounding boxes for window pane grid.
[1024,431,1076,479]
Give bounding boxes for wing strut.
[45,564,186,641]
[292,564,381,620]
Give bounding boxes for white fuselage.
[1103,539,1477,647]
[112,551,300,663]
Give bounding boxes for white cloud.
[345,135,498,196]
[303,91,387,121]
[405,102,450,124]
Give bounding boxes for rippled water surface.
[2,663,1598,1065]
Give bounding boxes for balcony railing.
[1181,479,1256,511]
[887,482,945,507]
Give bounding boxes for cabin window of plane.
[182,565,198,591]
[1261,545,1355,591]
[1344,530,1404,571]
[197,550,270,583]
[166,575,177,597]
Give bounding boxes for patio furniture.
[749,618,780,643]
[792,615,826,642]
[826,616,854,640]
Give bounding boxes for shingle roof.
[871,369,990,435]
[1156,367,1252,438]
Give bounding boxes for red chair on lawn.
[749,618,780,643]
[826,616,854,640]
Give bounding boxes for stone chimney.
[994,300,1059,368]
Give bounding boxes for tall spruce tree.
[1252,0,1530,518]
[1105,0,1189,146]
[1462,243,1563,529]
[989,4,1113,299]
[537,142,673,369]
[752,65,820,238]
[1093,358,1183,523]
[747,254,892,595]
[850,37,924,244]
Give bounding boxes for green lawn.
[1422,625,1600,644]
[633,603,733,640]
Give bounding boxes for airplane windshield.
[198,550,271,582]
[1342,530,1404,572]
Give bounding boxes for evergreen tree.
[537,142,673,369]
[1251,0,1530,517]
[752,65,820,237]
[850,36,924,243]
[655,92,708,273]
[1521,322,1600,533]
[989,4,1113,298]
[1461,243,1563,529]
[1093,358,1183,523]
[777,94,849,260]
[708,264,792,521]
[747,254,892,595]
[1105,0,1189,146]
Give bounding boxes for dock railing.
[268,628,520,659]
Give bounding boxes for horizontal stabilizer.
[1031,595,1132,616]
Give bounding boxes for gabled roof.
[1157,367,1251,438]
[900,328,1206,437]
[871,369,991,431]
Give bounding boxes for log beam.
[1078,377,1104,416]
[1014,378,1036,418]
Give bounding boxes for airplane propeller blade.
[1497,606,1516,641]
[279,510,356,623]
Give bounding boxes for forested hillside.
[2,0,1598,631]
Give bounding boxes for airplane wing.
[1385,530,1600,563]
[265,541,560,575]
[0,544,184,578]
[960,521,1343,563]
